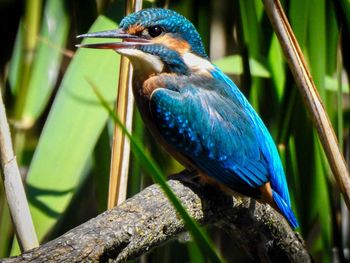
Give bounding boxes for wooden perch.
[1,176,311,262]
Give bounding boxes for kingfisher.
[77,8,298,229]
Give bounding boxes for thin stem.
[262,0,350,209]
[0,92,38,251]
[108,0,143,208]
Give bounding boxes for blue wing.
[149,69,298,228]
[210,67,291,205]
[150,75,271,197]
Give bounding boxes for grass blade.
[8,21,24,95]
[14,0,42,119]
[339,0,350,31]
[268,35,285,101]
[238,0,264,109]
[289,0,310,49]
[0,197,13,257]
[307,0,326,99]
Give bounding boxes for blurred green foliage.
[0,0,349,262]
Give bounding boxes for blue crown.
[119,8,208,58]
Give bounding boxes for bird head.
[77,8,212,76]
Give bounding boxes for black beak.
[76,28,150,50]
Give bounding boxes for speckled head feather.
[119,8,208,58]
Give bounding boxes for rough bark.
[0,176,311,262]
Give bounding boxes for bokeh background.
[0,0,349,262]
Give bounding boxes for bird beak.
[76,28,150,50]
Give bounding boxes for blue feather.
[210,67,292,207]
[82,7,298,229]
[120,8,207,58]
[273,191,299,229]
[150,71,298,228]
[117,8,298,229]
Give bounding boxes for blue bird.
[77,8,298,229]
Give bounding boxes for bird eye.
[148,26,163,38]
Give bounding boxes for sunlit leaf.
[214,55,270,78]
[8,21,24,95]
[325,76,349,94]
[17,15,121,249]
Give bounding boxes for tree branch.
[1,177,311,262]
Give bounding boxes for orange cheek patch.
[127,24,145,35]
[152,35,190,54]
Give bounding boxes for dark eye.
[148,26,163,38]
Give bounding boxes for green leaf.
[213,55,270,78]
[339,0,350,31]
[8,21,24,95]
[92,126,110,212]
[289,0,310,49]
[0,182,13,257]
[21,0,70,124]
[326,2,338,75]
[268,35,285,101]
[307,0,326,98]
[21,15,121,245]
[237,0,265,109]
[325,76,349,94]
[238,0,262,58]
[309,137,331,261]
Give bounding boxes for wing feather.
[211,68,291,205]
[150,81,270,197]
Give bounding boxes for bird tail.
[272,190,299,229]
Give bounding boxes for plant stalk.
[108,0,143,208]
[0,92,38,251]
[262,0,350,209]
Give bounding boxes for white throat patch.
[182,52,214,74]
[116,48,213,77]
[116,48,164,75]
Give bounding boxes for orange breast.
[132,74,194,170]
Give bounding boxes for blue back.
[118,8,298,228]
[149,68,298,228]
[210,67,291,206]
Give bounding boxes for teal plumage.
[119,9,207,58]
[77,8,298,229]
[150,71,298,228]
